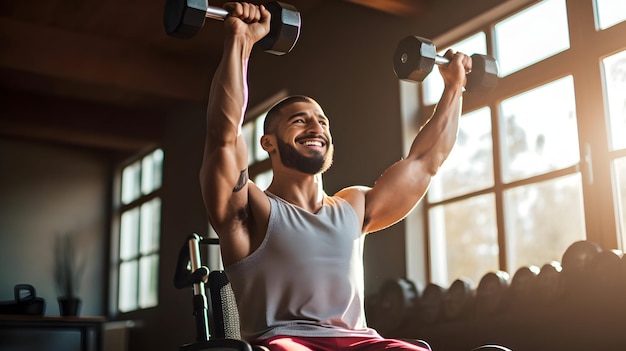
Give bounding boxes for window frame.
[110,147,164,316]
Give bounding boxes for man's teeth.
[303,140,322,146]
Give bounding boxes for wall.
[0,138,110,350]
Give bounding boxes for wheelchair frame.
[175,234,253,351]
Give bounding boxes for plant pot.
[58,296,81,316]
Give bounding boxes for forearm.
[406,85,463,175]
[206,35,254,149]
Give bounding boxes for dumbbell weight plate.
[164,0,208,39]
[589,249,623,289]
[393,35,438,83]
[536,261,565,304]
[466,53,499,93]
[258,2,301,55]
[418,282,445,325]
[561,240,601,275]
[475,270,509,318]
[508,265,539,310]
[561,240,602,291]
[442,278,474,321]
[374,278,419,335]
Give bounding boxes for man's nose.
[307,120,324,134]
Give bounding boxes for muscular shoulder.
[334,186,370,230]
[335,185,369,202]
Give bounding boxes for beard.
[276,137,334,175]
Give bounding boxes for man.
[199,3,471,350]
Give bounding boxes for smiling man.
[263,95,334,176]
[199,2,470,351]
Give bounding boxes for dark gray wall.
[0,138,108,314]
[0,138,110,350]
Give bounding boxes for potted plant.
[54,232,84,316]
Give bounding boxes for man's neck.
[267,173,325,213]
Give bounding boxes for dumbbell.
[474,270,509,318]
[164,0,301,55]
[536,261,565,304]
[393,35,499,92]
[442,278,474,321]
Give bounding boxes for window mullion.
[568,0,618,248]
[491,97,508,272]
[135,200,142,310]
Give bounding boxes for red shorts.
[253,335,430,351]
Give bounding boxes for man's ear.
[260,135,274,152]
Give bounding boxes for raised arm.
[359,49,471,233]
[199,3,270,260]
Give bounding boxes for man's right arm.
[199,3,270,263]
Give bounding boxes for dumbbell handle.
[180,1,230,21]
[398,51,452,67]
[433,53,494,70]
[434,55,451,66]
[205,5,229,21]
[182,0,230,21]
[200,3,272,22]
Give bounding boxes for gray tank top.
[224,191,381,341]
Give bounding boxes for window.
[241,110,273,189]
[603,50,626,152]
[594,0,626,30]
[499,77,579,182]
[402,0,626,287]
[494,0,570,76]
[428,107,494,202]
[114,148,163,313]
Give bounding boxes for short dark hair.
[263,95,318,134]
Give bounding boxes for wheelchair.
[174,234,254,351]
[174,234,510,351]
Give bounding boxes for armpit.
[234,205,251,226]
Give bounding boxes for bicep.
[200,135,250,229]
[362,159,432,233]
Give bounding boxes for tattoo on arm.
[233,168,248,193]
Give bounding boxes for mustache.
[295,135,330,144]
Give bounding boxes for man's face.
[276,135,334,175]
[272,101,334,175]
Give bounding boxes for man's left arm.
[360,50,470,234]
